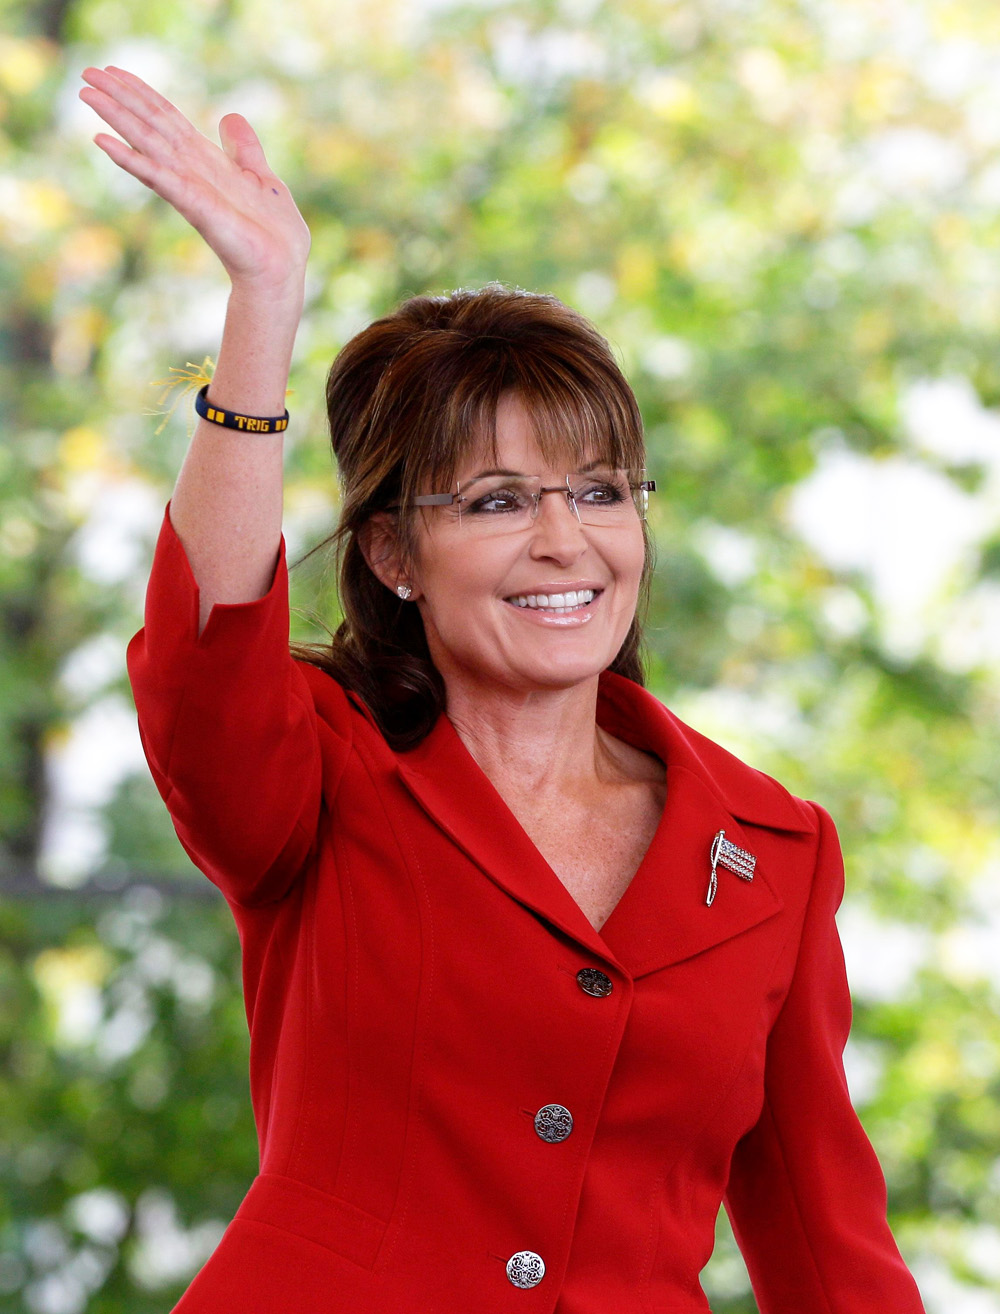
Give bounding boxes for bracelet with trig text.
[194,383,289,433]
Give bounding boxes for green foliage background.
[2,0,1000,1309]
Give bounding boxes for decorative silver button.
[576,967,613,997]
[506,1250,545,1288]
[534,1103,573,1142]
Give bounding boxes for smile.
[503,588,600,615]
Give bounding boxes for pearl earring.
[396,583,412,600]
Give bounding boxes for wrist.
[221,279,305,357]
[227,270,307,314]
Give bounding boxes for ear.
[357,513,421,600]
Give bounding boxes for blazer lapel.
[391,671,816,977]
[594,672,816,977]
[393,710,613,961]
[596,764,782,977]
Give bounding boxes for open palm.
[79,66,311,291]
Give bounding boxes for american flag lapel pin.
[705,829,757,906]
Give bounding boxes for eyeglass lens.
[453,472,648,532]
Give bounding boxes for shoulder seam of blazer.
[595,671,817,835]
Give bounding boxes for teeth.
[506,589,596,610]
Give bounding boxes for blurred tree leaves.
[2,0,1000,1308]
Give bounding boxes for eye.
[463,484,532,514]
[576,478,628,505]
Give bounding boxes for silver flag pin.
[705,829,757,906]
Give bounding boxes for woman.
[80,65,926,1314]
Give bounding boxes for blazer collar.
[392,670,814,979]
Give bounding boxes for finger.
[218,113,275,178]
[92,130,226,241]
[81,65,191,151]
[88,122,199,208]
[82,64,170,111]
[91,130,169,192]
[103,65,179,117]
[81,65,168,117]
[79,84,180,162]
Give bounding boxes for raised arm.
[79,66,311,633]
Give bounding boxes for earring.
[396,583,412,600]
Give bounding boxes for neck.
[444,672,622,799]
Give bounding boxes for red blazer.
[127,505,926,1314]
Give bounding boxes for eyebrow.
[465,458,614,480]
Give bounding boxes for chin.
[510,653,610,691]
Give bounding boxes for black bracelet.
[194,384,289,433]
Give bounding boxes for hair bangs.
[404,340,644,507]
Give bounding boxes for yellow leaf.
[616,242,659,299]
[59,426,106,473]
[0,37,53,96]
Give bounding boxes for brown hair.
[292,281,654,750]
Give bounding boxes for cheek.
[613,529,647,587]
[415,540,514,618]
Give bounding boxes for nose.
[527,488,588,563]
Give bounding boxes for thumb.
[218,113,272,175]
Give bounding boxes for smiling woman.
[81,62,927,1314]
[294,283,658,747]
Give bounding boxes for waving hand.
[80,65,311,627]
[79,65,310,291]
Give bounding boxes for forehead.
[452,392,612,480]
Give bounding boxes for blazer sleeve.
[126,503,340,907]
[723,802,925,1313]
